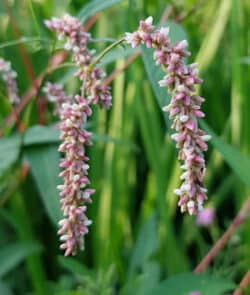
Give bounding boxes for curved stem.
[88,37,125,70]
[233,271,250,295]
[194,197,250,273]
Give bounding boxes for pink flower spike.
[125,17,210,215]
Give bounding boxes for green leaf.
[0,242,42,278]
[146,272,235,295]
[78,0,124,23]
[0,280,13,295]
[58,256,92,276]
[141,21,187,128]
[201,121,250,188]
[0,134,21,177]
[24,145,62,225]
[122,263,160,295]
[23,125,60,146]
[129,213,158,276]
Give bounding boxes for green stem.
[88,37,125,70]
[47,62,76,74]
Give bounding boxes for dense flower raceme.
[44,14,112,109]
[57,95,95,256]
[44,14,113,255]
[44,83,95,256]
[125,17,211,215]
[0,58,20,104]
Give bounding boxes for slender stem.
[0,37,48,50]
[47,62,76,73]
[194,197,250,273]
[233,271,250,295]
[88,37,125,70]
[104,5,171,86]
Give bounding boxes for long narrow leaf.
[146,273,234,295]
[24,145,62,225]
[0,134,21,178]
[201,121,250,188]
[0,242,42,278]
[78,0,124,23]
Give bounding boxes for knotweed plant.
[44,14,112,256]
[43,14,210,255]
[125,17,210,215]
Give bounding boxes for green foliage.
[146,273,235,295]
[0,281,13,295]
[78,0,124,23]
[0,242,42,278]
[128,213,158,276]
[0,134,21,177]
[23,125,60,146]
[0,0,249,294]
[24,145,62,224]
[202,121,250,188]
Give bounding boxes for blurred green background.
[0,0,250,294]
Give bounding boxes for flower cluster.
[125,17,210,215]
[44,14,112,108]
[43,82,72,115]
[0,58,20,104]
[44,14,113,255]
[44,83,95,256]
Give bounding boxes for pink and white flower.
[125,17,211,215]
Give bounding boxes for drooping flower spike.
[44,14,113,255]
[0,58,20,105]
[43,83,95,256]
[125,17,211,215]
[57,95,95,256]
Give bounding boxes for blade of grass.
[196,0,232,73]
[9,192,46,295]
